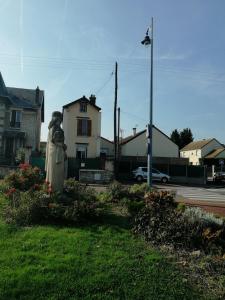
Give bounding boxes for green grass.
[0,207,204,300]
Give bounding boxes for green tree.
[170,128,194,149]
[170,129,181,147]
[180,128,194,149]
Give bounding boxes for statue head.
[49,111,63,129]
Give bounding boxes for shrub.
[133,190,225,253]
[126,200,145,216]
[2,190,50,226]
[2,178,106,226]
[129,183,151,198]
[183,207,224,227]
[5,164,43,191]
[106,181,128,202]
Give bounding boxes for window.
[80,102,87,112]
[10,110,21,128]
[152,168,160,174]
[77,119,91,136]
[76,144,87,159]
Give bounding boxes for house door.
[5,137,14,158]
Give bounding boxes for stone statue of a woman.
[45,111,67,192]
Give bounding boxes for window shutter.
[77,119,82,136]
[87,120,92,136]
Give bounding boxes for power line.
[94,71,114,95]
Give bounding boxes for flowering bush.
[5,164,44,192]
[1,178,105,226]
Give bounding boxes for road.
[155,183,225,216]
[155,183,225,203]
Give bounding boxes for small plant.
[183,207,224,227]
[106,181,128,202]
[176,202,186,213]
[129,183,151,198]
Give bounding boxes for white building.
[120,126,179,158]
[180,138,224,165]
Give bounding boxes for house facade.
[180,139,224,165]
[100,136,114,157]
[63,95,101,159]
[0,72,44,164]
[120,126,179,158]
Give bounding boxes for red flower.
[19,163,30,170]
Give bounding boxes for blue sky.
[1,0,225,142]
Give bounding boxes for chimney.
[133,128,137,136]
[35,86,40,105]
[89,94,96,106]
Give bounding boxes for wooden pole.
[117,107,120,159]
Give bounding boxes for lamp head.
[141,35,151,46]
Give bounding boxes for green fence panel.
[30,157,45,171]
[187,166,204,178]
[169,165,186,176]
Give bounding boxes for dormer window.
[80,102,87,113]
[10,110,21,128]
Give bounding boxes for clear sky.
[0,0,225,142]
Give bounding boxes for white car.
[132,167,170,183]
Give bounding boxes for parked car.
[213,171,225,183]
[132,167,170,183]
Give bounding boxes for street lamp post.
[141,18,153,188]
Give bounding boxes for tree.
[170,128,194,149]
[170,129,180,147]
[180,128,194,149]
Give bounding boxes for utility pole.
[117,107,120,159]
[114,62,118,179]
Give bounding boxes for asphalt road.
[155,183,225,204]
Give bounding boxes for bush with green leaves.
[2,190,50,226]
[133,190,225,253]
[129,183,151,198]
[106,181,128,202]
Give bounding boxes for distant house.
[0,72,44,164]
[100,136,114,157]
[120,126,179,159]
[180,139,225,165]
[63,95,101,160]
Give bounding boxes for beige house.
[180,139,224,165]
[0,72,44,164]
[120,126,179,158]
[63,95,101,159]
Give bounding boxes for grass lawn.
[0,206,205,300]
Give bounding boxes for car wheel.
[136,175,143,182]
[161,177,168,184]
